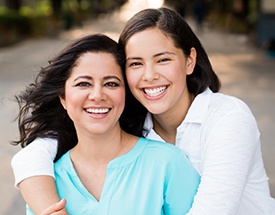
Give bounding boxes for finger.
[54,199,66,211]
[40,199,67,215]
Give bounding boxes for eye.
[75,82,91,87]
[128,61,142,67]
[158,58,170,63]
[105,82,120,88]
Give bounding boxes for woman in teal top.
[50,138,199,215]
[15,34,200,215]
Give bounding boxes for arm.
[21,176,67,215]
[11,137,64,214]
[187,110,260,214]
[164,151,200,214]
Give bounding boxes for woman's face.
[125,28,196,115]
[60,52,125,136]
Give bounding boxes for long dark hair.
[12,34,125,161]
[118,7,221,136]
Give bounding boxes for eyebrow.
[104,76,122,82]
[126,51,175,61]
[73,75,122,82]
[154,51,175,57]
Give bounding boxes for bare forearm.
[18,176,67,214]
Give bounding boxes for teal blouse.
[27,137,200,215]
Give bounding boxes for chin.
[147,107,166,115]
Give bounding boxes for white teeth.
[144,86,166,97]
[86,108,109,114]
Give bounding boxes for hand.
[40,199,68,215]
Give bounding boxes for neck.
[69,127,137,202]
[71,128,135,166]
[152,91,194,144]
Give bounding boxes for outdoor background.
[0,0,274,214]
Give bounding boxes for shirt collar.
[143,112,153,136]
[183,87,212,124]
[143,88,213,132]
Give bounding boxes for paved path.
[1,4,274,214]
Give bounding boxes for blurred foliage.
[0,8,30,46]
[0,0,127,47]
[0,2,54,46]
[166,0,260,34]
[0,0,260,47]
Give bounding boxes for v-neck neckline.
[65,137,148,203]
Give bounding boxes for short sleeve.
[11,138,58,187]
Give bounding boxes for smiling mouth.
[143,86,167,97]
[85,108,110,114]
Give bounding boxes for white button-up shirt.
[144,88,275,214]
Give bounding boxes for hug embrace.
[11,7,275,215]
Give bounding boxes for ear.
[186,47,197,75]
[59,96,67,110]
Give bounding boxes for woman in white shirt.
[12,7,275,214]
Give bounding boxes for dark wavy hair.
[118,7,221,136]
[12,34,126,162]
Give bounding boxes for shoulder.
[202,92,259,140]
[27,137,58,148]
[26,137,58,153]
[206,92,256,123]
[210,92,250,112]
[12,137,58,165]
[190,89,255,125]
[194,90,259,139]
[54,151,77,180]
[54,150,70,166]
[139,137,188,163]
[138,137,196,175]
[141,137,181,154]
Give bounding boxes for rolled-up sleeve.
[11,138,58,187]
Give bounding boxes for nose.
[142,65,160,81]
[88,85,106,101]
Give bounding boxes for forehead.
[125,28,176,56]
[71,52,122,77]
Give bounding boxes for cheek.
[114,89,126,117]
[126,70,139,92]
[172,63,187,79]
[118,89,126,106]
[167,64,187,89]
[64,89,83,109]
